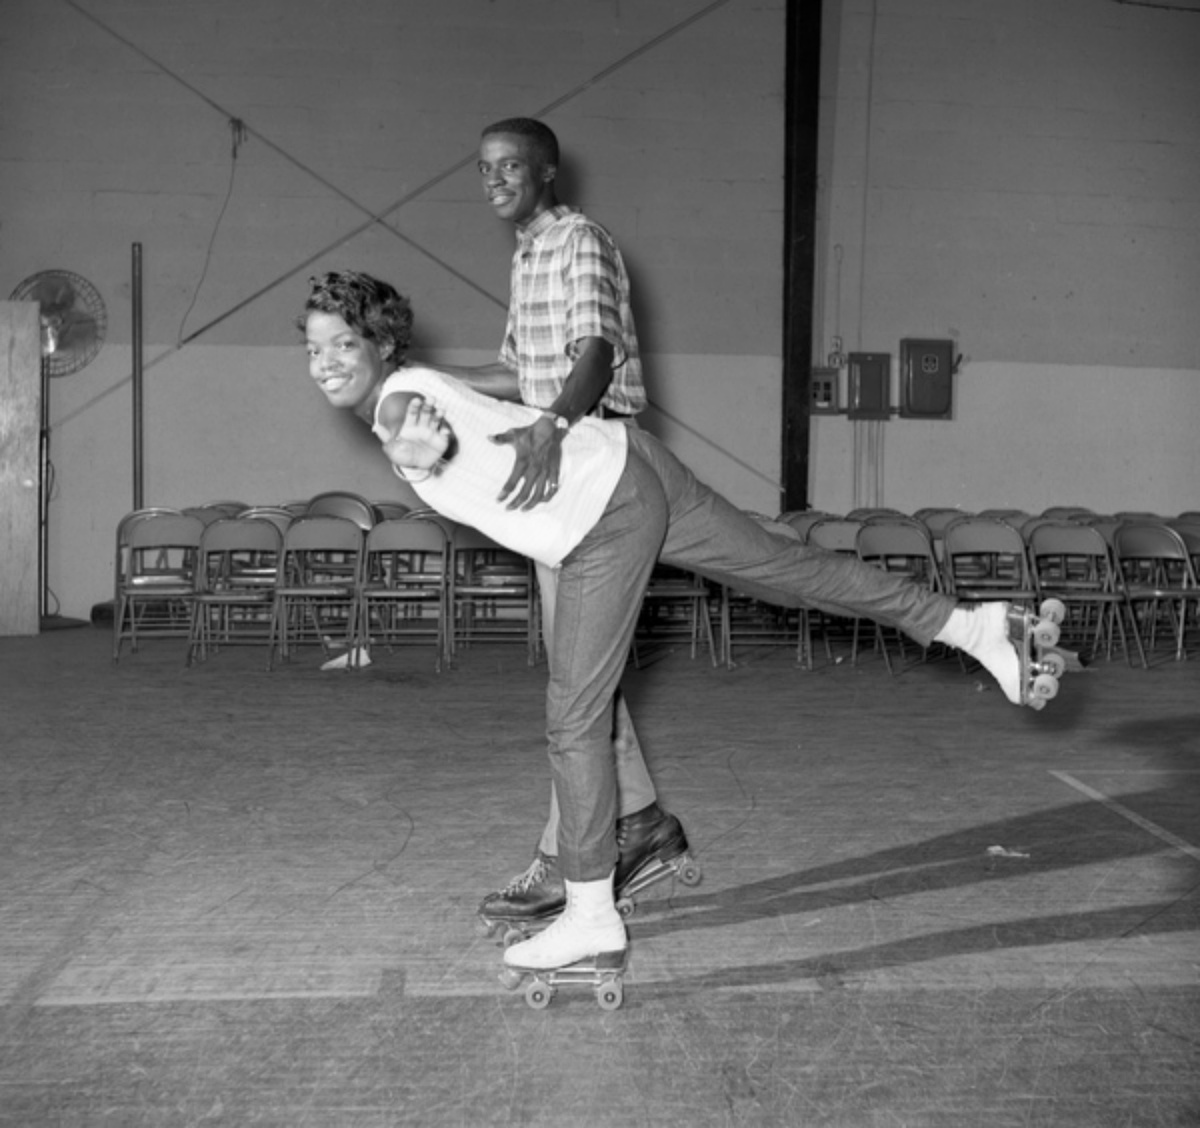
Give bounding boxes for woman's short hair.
[298,271,413,363]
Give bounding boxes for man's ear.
[542,163,557,184]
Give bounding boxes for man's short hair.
[481,117,560,168]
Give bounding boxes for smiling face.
[305,310,389,417]
[478,132,556,228]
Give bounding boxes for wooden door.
[0,302,42,635]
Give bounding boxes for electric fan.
[9,269,108,628]
[10,269,107,376]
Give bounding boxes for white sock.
[935,603,1022,705]
[320,646,372,671]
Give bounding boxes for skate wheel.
[501,926,527,948]
[499,967,524,992]
[525,980,553,1009]
[1032,619,1061,648]
[477,917,499,941]
[1039,598,1066,626]
[596,979,624,1011]
[677,861,702,887]
[615,896,635,919]
[1039,651,1066,678]
[1031,673,1059,703]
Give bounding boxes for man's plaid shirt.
[499,206,647,416]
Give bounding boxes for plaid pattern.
[499,206,646,416]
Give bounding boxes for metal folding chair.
[941,517,1039,603]
[1027,521,1141,665]
[305,490,377,531]
[113,512,205,659]
[358,517,451,671]
[635,564,718,667]
[187,517,283,666]
[1113,523,1200,664]
[448,524,540,665]
[806,517,866,663]
[855,518,944,673]
[268,516,365,668]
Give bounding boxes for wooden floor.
[1,625,1198,1127]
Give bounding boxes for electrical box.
[900,338,955,419]
[810,366,839,415]
[847,352,890,420]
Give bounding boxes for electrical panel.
[810,366,839,415]
[900,338,955,419]
[847,352,890,420]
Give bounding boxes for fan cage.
[9,269,107,377]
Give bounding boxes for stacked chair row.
[720,506,1200,671]
[112,495,539,670]
[112,496,1198,674]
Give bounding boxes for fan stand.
[38,354,87,631]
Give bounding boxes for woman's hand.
[382,397,452,474]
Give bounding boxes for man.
[300,270,1066,975]
[431,118,689,934]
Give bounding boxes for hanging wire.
[176,117,247,344]
[56,0,780,491]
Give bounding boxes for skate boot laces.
[501,855,551,896]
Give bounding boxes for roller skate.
[1008,598,1069,710]
[937,598,1071,710]
[612,802,702,918]
[478,804,702,944]
[500,949,628,1011]
[476,851,563,947]
[500,875,628,1011]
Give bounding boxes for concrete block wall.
[812,0,1200,515]
[1,0,1197,619]
[1,0,787,619]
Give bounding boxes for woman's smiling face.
[304,310,389,413]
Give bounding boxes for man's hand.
[490,413,565,511]
[381,397,452,475]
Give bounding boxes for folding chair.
[113,512,206,659]
[268,516,365,668]
[635,564,718,667]
[941,517,1039,603]
[1113,523,1200,664]
[776,510,835,543]
[1041,506,1095,520]
[913,508,969,564]
[448,524,539,664]
[977,508,1031,528]
[305,490,377,530]
[847,507,907,521]
[112,507,181,625]
[187,517,283,666]
[372,501,414,521]
[237,506,295,535]
[1027,521,1142,665]
[855,518,944,672]
[358,517,451,671]
[806,517,866,662]
[806,518,864,555]
[715,516,808,669]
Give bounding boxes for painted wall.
[812,0,1200,516]
[1,0,787,619]
[1,0,1198,621]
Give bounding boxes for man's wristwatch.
[542,411,571,433]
